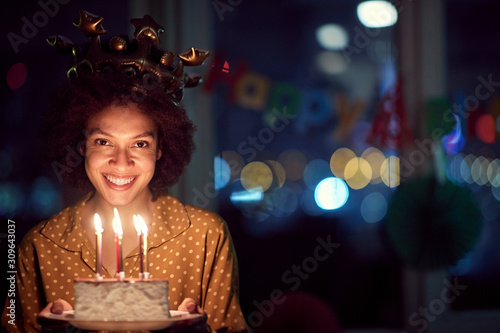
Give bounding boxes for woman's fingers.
[178,298,203,314]
[37,299,73,327]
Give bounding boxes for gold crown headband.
[47,10,210,104]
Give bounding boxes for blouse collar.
[40,193,192,252]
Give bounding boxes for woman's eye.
[94,139,109,146]
[134,141,150,148]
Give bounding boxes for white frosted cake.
[74,278,170,321]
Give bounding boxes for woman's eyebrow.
[86,128,155,139]
[86,128,110,137]
[132,132,155,139]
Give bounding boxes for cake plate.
[42,310,202,331]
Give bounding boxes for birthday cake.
[74,278,170,321]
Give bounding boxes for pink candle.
[112,208,124,277]
[94,213,103,278]
[115,234,121,273]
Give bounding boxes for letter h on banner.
[203,53,248,104]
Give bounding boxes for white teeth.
[104,175,135,186]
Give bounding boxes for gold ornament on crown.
[47,10,210,104]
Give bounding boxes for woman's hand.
[155,298,210,332]
[37,299,73,330]
[178,298,204,315]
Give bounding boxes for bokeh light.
[380,156,400,187]
[444,153,500,187]
[28,177,60,217]
[7,63,27,89]
[221,150,245,181]
[264,160,287,189]
[344,157,372,190]
[475,114,495,144]
[314,177,349,210]
[460,154,474,184]
[277,149,307,181]
[316,24,349,50]
[330,147,356,180]
[214,156,231,190]
[230,189,264,203]
[360,191,387,223]
[487,159,500,187]
[241,161,273,192]
[357,1,398,28]
[447,153,465,184]
[0,182,25,217]
[303,159,332,190]
[470,156,489,186]
[361,147,385,184]
[268,184,300,218]
[492,186,500,202]
[316,51,348,75]
[229,179,264,204]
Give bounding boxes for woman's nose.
[109,148,133,169]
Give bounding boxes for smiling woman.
[2,10,248,333]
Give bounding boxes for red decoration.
[367,76,414,149]
[476,114,495,143]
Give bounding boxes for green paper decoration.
[425,98,455,140]
[386,175,482,270]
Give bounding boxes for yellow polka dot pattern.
[2,194,248,333]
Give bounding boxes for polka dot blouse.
[2,194,248,333]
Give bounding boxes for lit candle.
[137,214,149,279]
[133,215,144,276]
[112,208,124,279]
[94,213,103,279]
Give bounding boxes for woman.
[2,11,248,333]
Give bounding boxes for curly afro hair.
[42,72,196,199]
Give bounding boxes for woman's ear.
[156,139,162,160]
[78,141,86,156]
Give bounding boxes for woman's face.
[83,105,162,207]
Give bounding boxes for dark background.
[2,0,500,331]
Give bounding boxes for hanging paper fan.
[386,175,482,270]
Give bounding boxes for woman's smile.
[103,174,138,189]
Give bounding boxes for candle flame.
[133,215,142,235]
[112,208,123,236]
[94,213,103,233]
[137,214,149,234]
